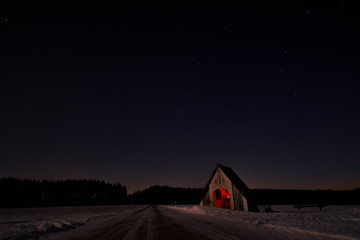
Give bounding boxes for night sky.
[1,1,360,193]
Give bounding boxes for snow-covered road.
[1,205,359,239]
[55,205,298,240]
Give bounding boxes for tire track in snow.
[152,206,209,240]
[69,206,208,240]
[158,206,268,240]
[71,206,151,240]
[66,206,300,240]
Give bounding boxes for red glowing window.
[214,188,230,200]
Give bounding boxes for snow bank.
[0,219,84,240]
[0,205,137,240]
[168,205,360,240]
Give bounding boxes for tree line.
[1,177,359,208]
[0,178,203,208]
[128,187,360,206]
[129,185,203,205]
[252,188,360,205]
[0,177,127,208]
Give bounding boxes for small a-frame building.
[199,163,258,212]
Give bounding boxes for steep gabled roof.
[199,163,252,201]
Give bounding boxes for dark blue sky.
[1,1,359,193]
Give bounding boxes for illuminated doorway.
[213,188,231,209]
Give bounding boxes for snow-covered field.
[170,205,360,240]
[0,205,359,239]
[0,205,145,239]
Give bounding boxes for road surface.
[56,205,301,240]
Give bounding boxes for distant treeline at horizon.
[0,177,127,208]
[1,178,359,208]
[252,188,360,205]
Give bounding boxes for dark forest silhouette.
[252,188,360,205]
[1,178,359,208]
[129,185,203,205]
[0,178,127,208]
